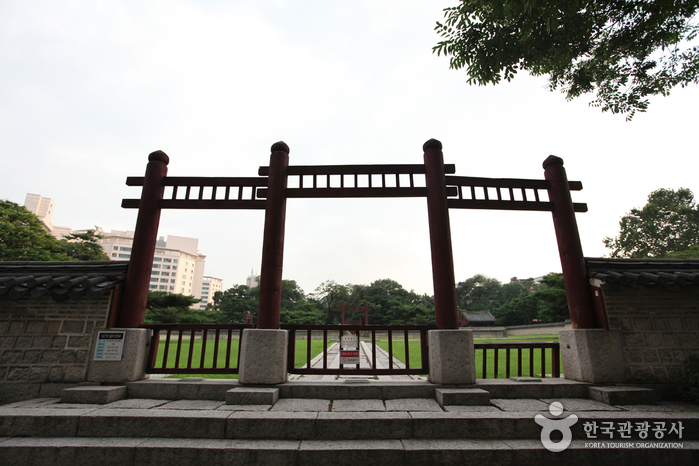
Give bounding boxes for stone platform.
[1,379,697,465]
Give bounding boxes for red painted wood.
[544,156,598,329]
[257,142,290,329]
[119,151,168,328]
[424,139,459,329]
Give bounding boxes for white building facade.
[97,230,220,306]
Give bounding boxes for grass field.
[377,334,563,378]
[154,338,329,379]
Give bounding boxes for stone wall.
[0,295,111,384]
[603,287,699,384]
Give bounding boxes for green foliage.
[434,1,699,119]
[489,273,569,325]
[280,301,325,325]
[57,230,110,261]
[0,200,72,261]
[604,188,699,258]
[534,274,569,322]
[456,274,502,312]
[679,355,699,403]
[210,285,258,324]
[144,291,218,324]
[666,245,699,258]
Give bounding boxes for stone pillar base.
[559,329,626,383]
[428,329,476,384]
[238,329,288,385]
[86,328,150,383]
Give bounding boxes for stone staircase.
[1,379,698,465]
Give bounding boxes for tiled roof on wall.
[462,311,496,323]
[586,258,699,290]
[0,261,127,302]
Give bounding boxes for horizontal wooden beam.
[122,199,266,209]
[447,199,588,212]
[126,176,268,187]
[445,175,582,191]
[258,164,456,176]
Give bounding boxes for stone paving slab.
[298,439,405,465]
[103,399,170,409]
[435,388,490,406]
[402,438,514,464]
[154,400,225,410]
[620,403,699,412]
[226,411,318,439]
[77,408,229,439]
[271,398,331,412]
[540,398,623,412]
[443,406,502,413]
[0,436,145,465]
[0,408,97,437]
[135,438,300,465]
[385,398,442,412]
[0,398,62,408]
[226,387,279,405]
[490,398,551,412]
[316,412,412,439]
[331,399,386,412]
[216,404,273,411]
[61,386,126,405]
[43,403,105,410]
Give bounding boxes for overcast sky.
[2,1,698,296]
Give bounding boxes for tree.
[534,273,569,322]
[456,274,502,312]
[0,200,72,261]
[144,291,217,324]
[210,285,258,324]
[666,245,699,258]
[604,188,699,257]
[434,1,699,119]
[57,230,110,261]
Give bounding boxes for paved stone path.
[289,340,424,382]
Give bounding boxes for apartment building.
[23,194,223,307]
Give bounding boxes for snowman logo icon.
[534,401,578,452]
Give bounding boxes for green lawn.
[153,337,329,379]
[377,334,563,378]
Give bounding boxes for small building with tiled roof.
[460,310,496,327]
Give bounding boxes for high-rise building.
[198,276,224,310]
[246,270,259,289]
[96,230,214,301]
[23,194,222,306]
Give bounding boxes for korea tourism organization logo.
[535,401,578,452]
[535,401,686,452]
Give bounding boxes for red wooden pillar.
[119,150,169,328]
[543,155,598,329]
[256,141,289,329]
[424,139,459,329]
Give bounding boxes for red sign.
[340,350,359,364]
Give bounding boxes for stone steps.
[2,380,697,464]
[2,405,697,440]
[1,437,698,465]
[124,378,591,401]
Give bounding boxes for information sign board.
[341,334,358,349]
[93,331,126,361]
